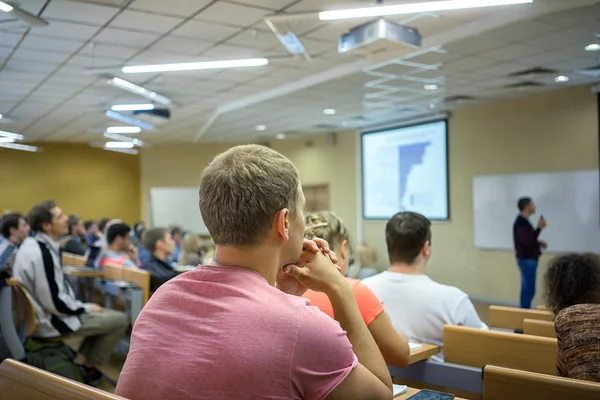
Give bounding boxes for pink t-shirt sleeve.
[291,306,358,400]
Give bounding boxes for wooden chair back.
[484,365,600,400]
[489,305,554,331]
[523,318,556,338]
[0,359,126,399]
[102,263,124,281]
[122,267,151,305]
[61,253,86,268]
[444,325,557,375]
[537,305,547,310]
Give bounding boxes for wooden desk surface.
[63,270,104,278]
[408,343,440,365]
[397,387,467,399]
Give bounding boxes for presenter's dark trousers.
[517,258,538,309]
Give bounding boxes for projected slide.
[362,120,449,220]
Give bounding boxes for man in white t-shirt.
[363,212,487,357]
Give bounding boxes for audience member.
[0,213,30,273]
[97,223,137,268]
[302,211,410,367]
[12,201,129,384]
[170,226,183,263]
[84,220,98,247]
[363,212,487,357]
[116,145,392,400]
[59,214,87,256]
[545,253,600,382]
[348,244,379,279]
[141,227,177,291]
[95,218,111,246]
[178,233,203,266]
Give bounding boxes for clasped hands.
[276,237,343,297]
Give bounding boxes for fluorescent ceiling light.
[121,58,269,74]
[255,125,266,131]
[105,141,135,149]
[105,110,155,131]
[103,133,145,146]
[0,1,13,12]
[319,0,534,20]
[424,84,439,90]
[0,130,24,140]
[275,133,286,139]
[554,75,569,83]
[0,137,15,143]
[106,148,139,155]
[107,77,171,106]
[110,103,155,111]
[106,126,141,134]
[323,108,336,115]
[585,44,600,52]
[0,142,38,152]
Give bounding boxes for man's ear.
[341,239,349,263]
[422,240,431,257]
[275,209,290,241]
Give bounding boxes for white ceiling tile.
[0,31,23,46]
[226,29,281,50]
[9,47,71,64]
[42,0,121,25]
[444,35,508,56]
[110,10,184,34]
[31,20,101,42]
[286,0,368,13]
[94,28,160,47]
[478,43,540,62]
[230,0,296,10]
[19,35,82,52]
[172,20,240,42]
[487,20,562,42]
[129,0,212,17]
[523,28,596,51]
[4,59,58,75]
[150,36,213,55]
[195,2,269,28]
[201,43,264,59]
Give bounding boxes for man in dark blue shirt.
[513,197,547,309]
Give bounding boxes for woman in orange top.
[303,211,410,367]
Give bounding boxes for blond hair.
[199,145,301,246]
[304,211,350,253]
[179,233,200,266]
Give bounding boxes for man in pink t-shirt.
[116,145,392,400]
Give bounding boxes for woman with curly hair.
[545,253,600,382]
[303,211,410,367]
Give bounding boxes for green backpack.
[24,337,83,383]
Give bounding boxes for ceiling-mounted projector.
[338,18,421,54]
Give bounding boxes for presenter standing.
[513,197,547,309]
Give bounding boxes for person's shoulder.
[361,271,385,285]
[426,277,468,300]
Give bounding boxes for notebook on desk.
[393,384,408,397]
[409,342,423,351]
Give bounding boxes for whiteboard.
[473,170,600,253]
[149,187,209,235]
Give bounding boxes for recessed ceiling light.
[255,125,266,131]
[0,1,13,12]
[110,104,155,111]
[275,133,286,139]
[107,77,171,105]
[585,43,600,52]
[424,84,439,91]
[122,58,269,74]
[318,0,534,21]
[0,130,23,140]
[323,108,336,115]
[554,75,569,83]
[105,141,135,149]
[106,126,142,134]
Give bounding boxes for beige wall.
[364,85,598,304]
[141,85,598,304]
[140,133,358,247]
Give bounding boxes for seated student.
[116,145,392,400]
[0,213,30,274]
[545,253,600,382]
[348,244,379,279]
[97,223,137,268]
[302,211,410,367]
[59,215,87,256]
[141,227,177,291]
[170,226,183,263]
[84,220,98,247]
[12,201,129,384]
[363,212,487,355]
[178,233,204,266]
